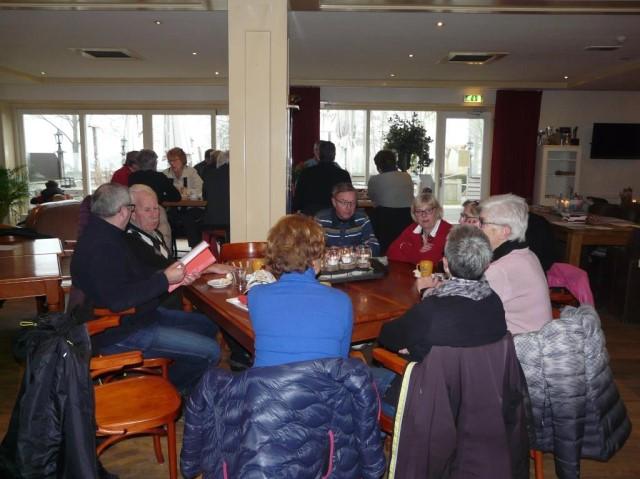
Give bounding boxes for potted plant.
[383,113,433,173]
[0,166,29,224]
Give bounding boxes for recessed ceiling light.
[390,73,396,77]
[40,71,46,75]
[409,54,414,58]
[192,51,198,56]
[154,20,162,25]
[564,75,569,80]
[436,21,445,27]
[214,71,220,76]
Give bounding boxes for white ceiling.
[1,6,640,90]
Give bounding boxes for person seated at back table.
[479,193,552,334]
[71,182,220,394]
[248,214,353,367]
[293,140,352,216]
[30,180,70,204]
[126,184,232,309]
[387,191,452,266]
[110,150,139,186]
[163,147,205,248]
[314,182,380,256]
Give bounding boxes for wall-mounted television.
[590,123,640,159]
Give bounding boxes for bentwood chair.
[88,314,181,479]
[372,348,545,479]
[219,241,267,270]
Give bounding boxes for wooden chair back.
[220,241,267,261]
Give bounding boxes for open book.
[168,241,216,292]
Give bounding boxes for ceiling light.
[390,73,396,77]
[40,71,46,76]
[408,54,414,58]
[564,75,569,80]
[192,51,198,56]
[214,71,220,76]
[436,21,444,27]
[154,20,162,25]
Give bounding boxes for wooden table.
[183,261,418,352]
[0,254,63,311]
[0,238,62,257]
[533,207,637,266]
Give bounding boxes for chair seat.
[95,376,181,433]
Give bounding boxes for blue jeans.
[370,366,398,418]
[98,307,220,393]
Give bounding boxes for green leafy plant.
[383,113,433,173]
[0,166,29,224]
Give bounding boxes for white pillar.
[228,0,288,242]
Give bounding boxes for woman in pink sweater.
[479,194,552,334]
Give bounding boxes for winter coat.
[388,333,530,479]
[514,305,631,479]
[0,311,97,479]
[180,358,386,479]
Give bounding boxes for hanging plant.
[383,113,433,173]
[0,165,29,223]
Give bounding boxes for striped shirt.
[314,208,380,256]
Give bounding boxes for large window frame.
[320,104,492,191]
[16,106,228,197]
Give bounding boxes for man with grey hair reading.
[71,183,220,393]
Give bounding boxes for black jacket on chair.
[0,310,97,479]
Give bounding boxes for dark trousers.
[167,207,204,248]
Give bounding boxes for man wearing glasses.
[315,182,380,256]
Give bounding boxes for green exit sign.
[463,94,483,104]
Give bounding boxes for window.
[20,110,227,198]
[320,109,438,186]
[152,114,212,168]
[85,114,143,191]
[22,114,83,198]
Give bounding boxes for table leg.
[44,279,62,312]
[566,233,584,267]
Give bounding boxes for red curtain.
[490,90,542,202]
[290,86,320,167]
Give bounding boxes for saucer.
[207,277,232,289]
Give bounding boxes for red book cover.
[168,241,216,292]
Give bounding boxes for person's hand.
[164,262,186,284]
[415,275,443,292]
[204,263,234,274]
[182,270,202,286]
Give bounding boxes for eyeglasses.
[126,204,136,211]
[335,199,355,208]
[459,213,479,221]
[414,207,435,216]
[479,217,504,228]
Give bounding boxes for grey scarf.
[423,276,493,301]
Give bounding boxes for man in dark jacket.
[71,183,220,393]
[292,140,352,216]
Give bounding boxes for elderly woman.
[386,192,452,265]
[376,225,507,415]
[162,147,205,247]
[248,214,353,367]
[479,194,552,334]
[459,199,481,226]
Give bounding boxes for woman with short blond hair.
[249,214,353,367]
[386,192,452,265]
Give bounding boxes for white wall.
[539,90,640,202]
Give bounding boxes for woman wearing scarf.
[479,194,552,334]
